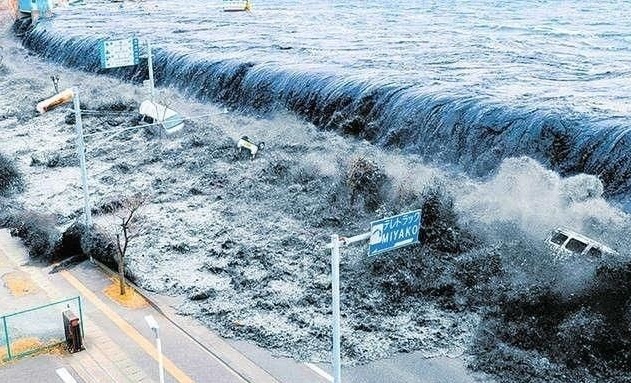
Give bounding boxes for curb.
[88,259,280,383]
[89,259,166,316]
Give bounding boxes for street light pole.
[73,89,93,231]
[145,315,165,383]
[155,330,164,383]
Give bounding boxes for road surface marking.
[60,270,195,383]
[56,367,78,383]
[71,260,253,383]
[305,362,334,382]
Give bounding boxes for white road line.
[305,363,334,382]
[56,367,78,383]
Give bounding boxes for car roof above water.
[547,228,617,257]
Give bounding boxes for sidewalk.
[0,230,318,383]
[0,230,154,382]
[0,229,484,383]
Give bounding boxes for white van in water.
[139,100,184,136]
[546,228,617,260]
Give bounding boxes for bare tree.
[113,193,148,295]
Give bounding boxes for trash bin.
[62,310,83,353]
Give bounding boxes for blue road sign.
[368,210,421,256]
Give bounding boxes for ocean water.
[21,0,631,202]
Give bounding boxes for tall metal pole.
[145,315,164,383]
[330,234,342,383]
[147,42,155,102]
[73,90,93,232]
[156,330,165,383]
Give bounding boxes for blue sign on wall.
[18,0,32,12]
[18,0,53,13]
[368,210,421,256]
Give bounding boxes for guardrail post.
[2,316,12,360]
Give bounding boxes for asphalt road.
[0,229,488,383]
[0,229,330,383]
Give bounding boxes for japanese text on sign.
[368,210,421,256]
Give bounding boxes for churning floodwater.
[6,3,631,380]
[19,0,631,205]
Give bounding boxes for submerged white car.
[546,228,618,260]
[139,100,185,136]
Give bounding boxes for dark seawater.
[20,0,631,204]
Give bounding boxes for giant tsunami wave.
[19,22,631,208]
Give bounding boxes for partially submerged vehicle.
[138,100,184,137]
[546,228,618,261]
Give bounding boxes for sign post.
[146,42,155,101]
[98,36,155,103]
[328,209,421,383]
[330,234,342,383]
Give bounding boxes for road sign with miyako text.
[368,210,421,256]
